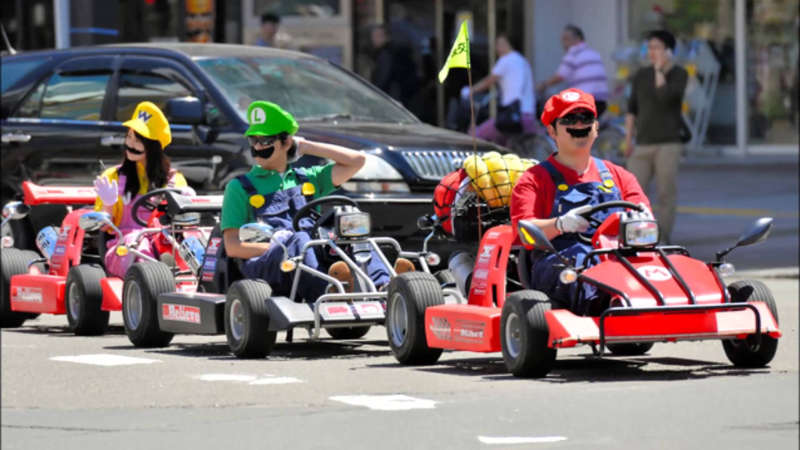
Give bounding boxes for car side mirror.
[79,211,115,233]
[2,201,30,221]
[239,222,274,243]
[716,217,773,261]
[166,96,204,125]
[518,220,556,253]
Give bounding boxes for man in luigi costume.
[221,101,411,302]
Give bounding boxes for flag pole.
[467,67,477,154]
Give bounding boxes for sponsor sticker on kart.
[454,319,485,343]
[637,265,672,281]
[429,317,451,341]
[14,287,43,303]
[162,304,201,324]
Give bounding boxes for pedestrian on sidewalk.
[624,30,687,244]
[465,33,537,146]
[370,24,419,113]
[256,12,280,47]
[537,25,610,117]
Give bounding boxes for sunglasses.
[247,135,278,147]
[557,112,596,126]
[125,144,145,155]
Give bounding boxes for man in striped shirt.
[537,25,610,117]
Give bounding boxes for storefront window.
[253,0,341,17]
[746,0,799,145]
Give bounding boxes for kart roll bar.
[595,303,763,356]
[22,181,96,205]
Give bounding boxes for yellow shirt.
[93,163,187,226]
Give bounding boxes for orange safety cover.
[101,277,124,311]
[425,304,501,352]
[10,274,66,314]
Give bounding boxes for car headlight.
[341,153,410,193]
[336,212,371,237]
[621,219,659,247]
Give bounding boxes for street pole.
[435,0,444,127]
[54,0,70,49]
[735,0,747,157]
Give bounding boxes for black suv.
[1,43,500,248]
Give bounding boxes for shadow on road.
[5,323,127,337]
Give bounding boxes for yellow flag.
[438,21,470,83]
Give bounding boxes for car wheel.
[65,264,109,335]
[501,290,556,378]
[122,262,174,347]
[606,342,655,356]
[1,248,42,328]
[225,279,276,358]
[722,279,779,367]
[326,326,371,340]
[386,272,444,365]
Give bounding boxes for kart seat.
[516,248,533,289]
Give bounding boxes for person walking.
[466,33,536,146]
[537,25,610,117]
[256,12,280,47]
[624,30,688,245]
[369,24,420,112]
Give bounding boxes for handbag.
[495,99,523,133]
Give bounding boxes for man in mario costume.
[510,88,651,315]
[221,101,413,302]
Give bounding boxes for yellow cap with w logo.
[123,101,172,149]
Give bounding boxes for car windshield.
[195,56,418,124]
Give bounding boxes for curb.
[727,267,799,279]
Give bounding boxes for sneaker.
[327,261,354,293]
[393,257,415,274]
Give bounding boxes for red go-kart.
[1,182,197,335]
[385,200,781,378]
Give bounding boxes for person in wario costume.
[221,101,413,302]
[94,101,192,278]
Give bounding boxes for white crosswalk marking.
[194,374,303,385]
[329,395,436,411]
[477,436,568,445]
[50,354,161,366]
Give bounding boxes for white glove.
[556,207,590,234]
[271,229,293,245]
[94,177,118,206]
[638,202,654,219]
[179,186,196,197]
[460,86,471,100]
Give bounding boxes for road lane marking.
[329,394,436,411]
[50,354,161,366]
[677,206,799,218]
[478,436,568,445]
[194,373,304,385]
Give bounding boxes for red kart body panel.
[425,304,501,352]
[10,274,66,314]
[101,277,124,311]
[467,225,515,308]
[49,208,93,277]
[546,301,781,348]
[22,181,96,206]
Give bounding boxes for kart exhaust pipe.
[448,251,474,295]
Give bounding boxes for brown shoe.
[327,261,354,293]
[393,257,415,275]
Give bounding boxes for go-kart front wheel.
[1,248,43,328]
[123,262,174,347]
[501,290,556,378]
[326,326,371,340]
[722,280,779,367]
[225,280,276,359]
[386,272,444,365]
[65,264,109,335]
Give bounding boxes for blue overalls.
[528,157,622,315]
[236,169,389,303]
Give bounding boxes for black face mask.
[566,126,592,138]
[125,144,145,155]
[250,145,276,159]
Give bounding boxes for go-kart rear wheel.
[386,272,444,365]
[722,279,779,367]
[65,264,109,336]
[501,290,556,378]
[326,326,371,340]
[433,269,456,288]
[1,248,43,328]
[225,280,276,359]
[606,342,655,356]
[123,262,174,347]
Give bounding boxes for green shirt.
[221,163,336,231]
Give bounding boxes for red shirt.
[510,156,650,231]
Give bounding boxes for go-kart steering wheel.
[292,195,358,232]
[130,188,183,227]
[576,200,643,243]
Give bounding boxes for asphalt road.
[2,275,796,450]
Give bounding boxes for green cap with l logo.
[244,101,299,136]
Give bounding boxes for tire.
[722,280,779,367]
[65,264,109,335]
[500,290,556,378]
[433,269,456,288]
[225,279,276,358]
[607,342,654,356]
[122,262,175,347]
[1,248,42,328]
[326,326,371,340]
[386,272,444,365]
